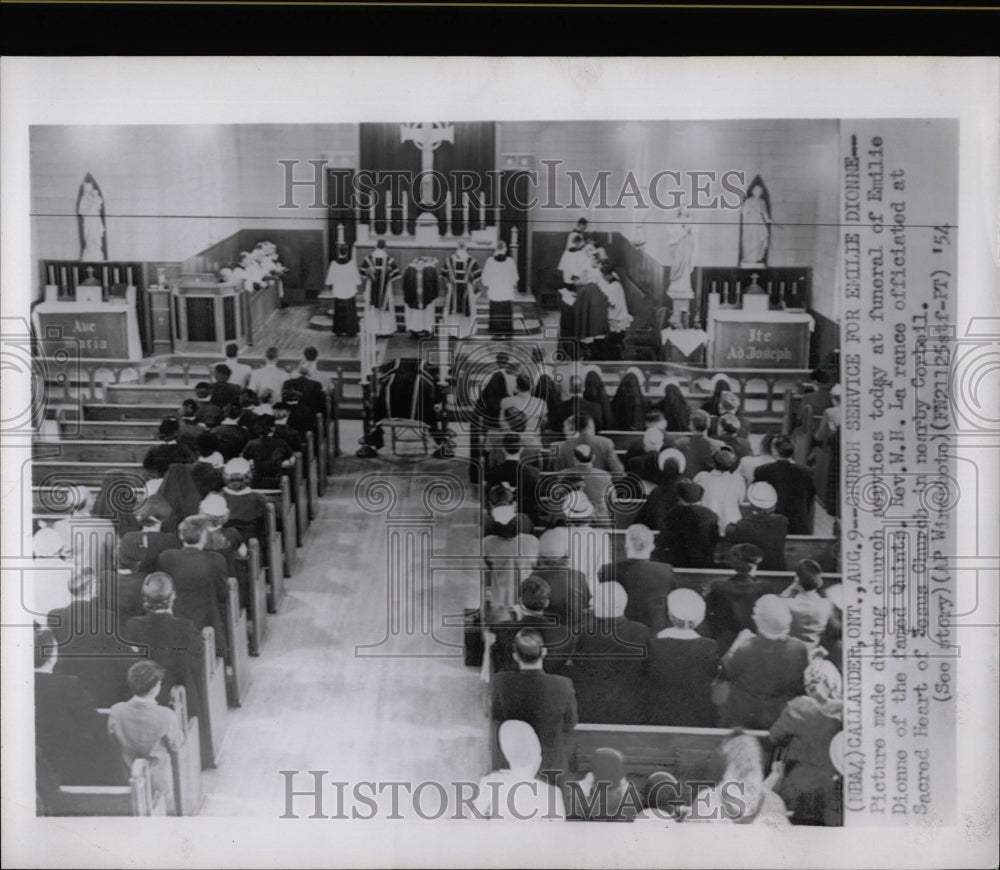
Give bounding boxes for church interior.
[26,118,846,823]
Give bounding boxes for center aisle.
[200,454,489,816]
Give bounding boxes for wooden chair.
[377,417,432,457]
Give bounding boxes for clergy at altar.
[441,240,482,339]
[325,243,362,337]
[482,240,519,336]
[359,239,400,337]
[402,257,441,338]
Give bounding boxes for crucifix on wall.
[400,122,454,208]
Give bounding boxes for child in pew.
[220,458,267,545]
[108,659,182,815]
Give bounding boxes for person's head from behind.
[303,346,318,363]
[830,384,842,405]
[178,515,208,549]
[593,581,628,621]
[220,402,240,423]
[758,432,776,459]
[138,496,172,532]
[515,373,531,395]
[645,409,667,430]
[502,432,522,458]
[512,628,545,669]
[575,217,589,232]
[574,413,596,437]
[537,527,569,564]
[642,427,665,453]
[728,542,764,575]
[282,384,302,404]
[239,389,257,409]
[657,447,687,480]
[720,732,765,787]
[676,480,704,506]
[127,659,165,699]
[181,399,199,420]
[667,588,706,631]
[497,720,543,777]
[67,567,95,601]
[689,409,711,434]
[719,391,740,416]
[712,446,739,473]
[141,571,175,613]
[265,346,279,364]
[520,576,551,613]
[213,363,232,384]
[224,342,239,361]
[810,367,830,387]
[795,559,823,592]
[199,493,230,530]
[297,361,313,377]
[772,434,795,460]
[573,442,594,466]
[624,524,656,561]
[223,457,252,491]
[719,413,741,438]
[35,624,57,670]
[272,402,290,423]
[253,414,276,439]
[753,594,792,640]
[194,382,212,400]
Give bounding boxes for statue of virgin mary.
[77,174,107,261]
[738,174,772,267]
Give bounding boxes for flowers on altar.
[220,241,287,291]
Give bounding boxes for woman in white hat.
[722,480,788,572]
[769,659,844,825]
[779,559,834,651]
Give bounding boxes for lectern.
[171,276,247,353]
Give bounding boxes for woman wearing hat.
[646,588,721,727]
[769,660,844,825]
[779,559,834,651]
[659,480,719,569]
[717,594,810,730]
[483,497,539,609]
[694,446,746,534]
[722,480,788,572]
[702,543,767,652]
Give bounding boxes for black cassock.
[365,358,445,449]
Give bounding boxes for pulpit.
[171,276,248,353]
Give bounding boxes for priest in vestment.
[324,244,362,337]
[402,257,441,338]
[359,239,401,337]
[482,241,519,337]
[441,241,482,339]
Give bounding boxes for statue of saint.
[738,175,772,266]
[665,206,696,299]
[77,174,106,261]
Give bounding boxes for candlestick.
[445,191,453,229]
[369,201,376,226]
[401,189,408,224]
[479,194,486,229]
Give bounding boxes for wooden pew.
[32,461,144,489]
[235,538,267,656]
[224,577,251,708]
[60,420,159,440]
[168,685,205,816]
[48,758,167,817]
[567,723,772,786]
[289,452,309,548]
[258,477,296,580]
[305,431,320,520]
[34,440,152,464]
[201,626,229,767]
[259,501,285,613]
[83,403,177,422]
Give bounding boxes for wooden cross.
[750,272,760,283]
[400,122,455,206]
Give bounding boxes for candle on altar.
[479,193,486,229]
[445,191,453,227]
[401,189,408,223]
[369,200,376,226]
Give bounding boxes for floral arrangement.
[220,241,286,291]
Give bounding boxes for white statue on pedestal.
[664,207,696,325]
[77,175,106,262]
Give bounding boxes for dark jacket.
[645,635,721,727]
[660,504,720,569]
[754,460,815,535]
[156,548,228,649]
[123,611,204,720]
[724,513,789,572]
[492,669,578,783]
[567,615,650,725]
[598,558,675,633]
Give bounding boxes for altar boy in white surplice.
[482,241,519,337]
[441,240,482,339]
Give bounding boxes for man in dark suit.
[598,523,674,633]
[660,480,720,569]
[122,572,208,765]
[209,364,243,411]
[491,629,578,786]
[556,442,613,519]
[34,625,119,785]
[554,413,624,474]
[566,581,650,725]
[548,376,606,433]
[209,406,249,462]
[46,568,137,709]
[673,409,725,477]
[753,434,815,534]
[156,516,229,653]
[282,361,326,420]
[485,432,541,522]
[723,482,788,571]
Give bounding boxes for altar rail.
[694,266,811,324]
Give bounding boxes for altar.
[353,221,500,275]
[32,286,143,361]
[707,308,813,369]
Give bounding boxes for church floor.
[199,443,490,816]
